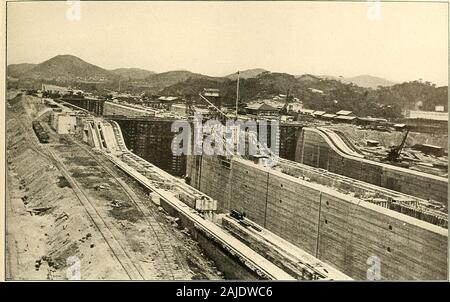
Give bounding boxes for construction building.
[50,111,78,134]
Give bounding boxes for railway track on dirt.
[43,145,145,280]
[13,108,190,279]
[71,139,192,279]
[10,111,145,280]
[9,112,53,162]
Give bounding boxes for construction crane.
[198,89,227,122]
[185,95,195,117]
[280,88,292,115]
[385,129,410,162]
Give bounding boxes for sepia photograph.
[1,0,449,285]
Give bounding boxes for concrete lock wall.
[113,118,187,177]
[103,102,155,117]
[63,97,105,115]
[296,128,448,206]
[187,155,448,280]
[317,191,447,280]
[159,198,260,280]
[189,155,232,212]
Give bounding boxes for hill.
[7,63,37,78]
[6,55,225,93]
[145,70,227,94]
[342,75,395,89]
[226,68,268,80]
[159,72,447,119]
[368,81,448,112]
[110,68,155,80]
[319,74,395,88]
[7,55,446,119]
[161,72,346,105]
[18,55,117,81]
[296,74,324,83]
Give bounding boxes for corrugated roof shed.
[358,117,387,122]
[393,123,406,128]
[246,103,264,110]
[408,110,448,121]
[158,96,179,101]
[246,103,278,111]
[335,115,356,121]
[336,110,353,116]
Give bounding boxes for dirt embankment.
[6,96,130,280]
[7,130,130,279]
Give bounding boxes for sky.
[6,1,449,85]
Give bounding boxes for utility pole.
[235,70,240,119]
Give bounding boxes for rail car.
[32,121,50,143]
[230,209,245,220]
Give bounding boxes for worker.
[184,174,191,185]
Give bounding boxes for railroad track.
[9,111,145,280]
[102,121,297,280]
[13,107,189,279]
[43,145,145,280]
[71,139,192,279]
[111,151,298,280]
[10,104,294,280]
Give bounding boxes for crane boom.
[398,129,410,153]
[386,129,410,162]
[198,93,227,118]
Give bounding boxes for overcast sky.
[7,1,449,85]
